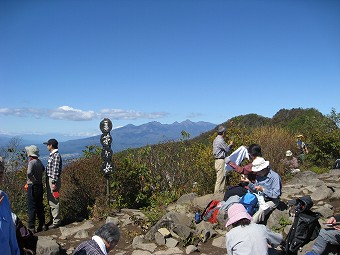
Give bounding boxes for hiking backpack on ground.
[239,190,259,216]
[200,200,221,223]
[284,196,321,255]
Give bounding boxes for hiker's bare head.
[95,222,120,252]
[248,144,262,158]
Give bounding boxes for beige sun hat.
[25,145,40,157]
[252,157,269,172]
[286,150,293,157]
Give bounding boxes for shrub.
[60,155,106,223]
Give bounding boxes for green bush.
[60,155,106,223]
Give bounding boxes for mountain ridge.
[0,120,216,161]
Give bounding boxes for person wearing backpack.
[225,203,283,255]
[305,214,340,255]
[296,134,308,164]
[240,157,282,224]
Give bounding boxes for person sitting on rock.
[281,150,300,174]
[225,203,283,255]
[240,157,282,224]
[73,222,120,255]
[305,214,340,255]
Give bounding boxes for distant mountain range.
[0,120,216,161]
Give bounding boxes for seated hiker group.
[217,141,282,224]
[211,125,339,255]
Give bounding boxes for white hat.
[25,145,40,157]
[251,157,269,172]
[286,150,293,157]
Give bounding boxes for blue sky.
[1,0,339,140]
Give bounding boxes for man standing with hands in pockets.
[213,125,233,194]
[44,138,62,229]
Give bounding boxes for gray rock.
[165,237,179,248]
[185,244,198,254]
[153,247,183,254]
[211,235,226,249]
[73,229,89,239]
[131,250,152,255]
[154,232,166,246]
[176,193,198,204]
[311,185,333,201]
[36,236,60,255]
[59,220,94,238]
[105,216,120,226]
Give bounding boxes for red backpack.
[200,200,220,223]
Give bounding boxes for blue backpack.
[239,191,259,216]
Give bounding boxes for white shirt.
[92,235,107,255]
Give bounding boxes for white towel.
[225,145,249,172]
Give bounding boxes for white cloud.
[0,106,169,121]
[49,106,97,121]
[99,108,168,120]
[0,107,46,118]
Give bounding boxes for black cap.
[43,138,58,148]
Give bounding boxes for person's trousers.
[46,177,61,226]
[214,159,226,194]
[27,183,45,229]
[310,228,340,255]
[252,200,278,223]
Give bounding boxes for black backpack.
[284,196,321,255]
[12,213,38,255]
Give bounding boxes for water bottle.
[195,211,201,224]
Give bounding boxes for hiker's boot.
[37,224,48,232]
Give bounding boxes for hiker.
[240,157,282,224]
[296,134,308,164]
[43,138,62,229]
[281,150,300,174]
[305,214,340,255]
[225,203,283,255]
[25,145,47,233]
[212,125,233,194]
[0,157,20,255]
[225,143,262,182]
[73,222,120,255]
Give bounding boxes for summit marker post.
[100,118,113,205]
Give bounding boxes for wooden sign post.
[99,118,113,205]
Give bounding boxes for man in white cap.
[212,125,233,194]
[241,157,282,224]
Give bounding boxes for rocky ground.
[34,169,340,255]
